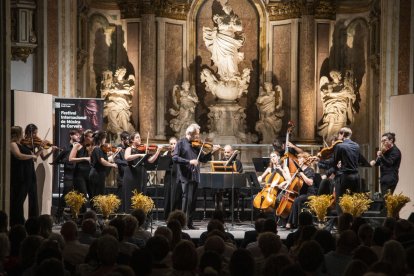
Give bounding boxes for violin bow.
[145,131,150,155]
[196,140,206,162]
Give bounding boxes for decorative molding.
[267,2,302,21]
[11,44,35,62]
[315,0,336,20]
[157,2,190,21]
[118,1,141,19]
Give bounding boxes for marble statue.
[318,70,357,141]
[169,81,199,137]
[201,0,250,101]
[255,82,285,143]
[101,67,135,141]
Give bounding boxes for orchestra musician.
[215,144,243,214]
[172,123,220,229]
[285,152,316,230]
[257,151,291,184]
[114,131,130,212]
[69,129,94,207]
[123,132,162,212]
[163,137,182,220]
[53,129,81,219]
[369,132,401,195]
[317,134,339,196]
[89,130,118,199]
[10,126,42,226]
[334,127,361,214]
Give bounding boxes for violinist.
[10,126,42,226]
[69,129,94,204]
[22,123,59,160]
[163,137,182,220]
[317,134,340,196]
[113,131,130,212]
[53,129,80,219]
[89,130,118,199]
[172,123,220,229]
[123,132,162,212]
[334,127,361,215]
[369,132,401,194]
[285,152,316,230]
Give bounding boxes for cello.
[282,121,299,173]
[275,166,303,218]
[253,169,285,211]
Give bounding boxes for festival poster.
[53,98,104,194]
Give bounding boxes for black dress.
[10,143,38,226]
[123,148,147,212]
[73,146,92,198]
[89,146,109,198]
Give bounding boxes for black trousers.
[57,179,74,216]
[287,194,310,226]
[335,173,360,215]
[181,181,198,226]
[164,176,182,220]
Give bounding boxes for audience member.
[312,229,336,254]
[343,259,368,276]
[78,218,97,245]
[60,220,89,270]
[145,236,171,275]
[131,209,151,242]
[171,240,198,275]
[352,245,378,266]
[229,249,254,276]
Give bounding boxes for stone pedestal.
[207,102,253,144]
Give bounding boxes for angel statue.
[101,67,136,142]
[169,81,199,137]
[255,82,285,143]
[318,70,357,142]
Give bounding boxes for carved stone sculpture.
[255,82,285,143]
[169,81,199,137]
[318,70,357,141]
[101,67,136,141]
[201,0,250,101]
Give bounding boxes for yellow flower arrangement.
[384,191,410,218]
[91,194,121,219]
[306,194,333,222]
[131,189,155,214]
[64,190,87,219]
[339,190,373,217]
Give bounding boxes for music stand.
[156,155,173,214]
[252,157,270,173]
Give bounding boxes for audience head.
[38,214,54,238]
[312,229,336,254]
[81,218,97,235]
[211,209,226,223]
[123,215,138,238]
[343,259,368,276]
[101,225,119,240]
[297,240,324,273]
[394,219,414,239]
[336,230,360,255]
[254,218,266,233]
[8,224,27,256]
[167,210,187,228]
[262,218,277,233]
[204,235,225,255]
[229,249,254,276]
[200,251,222,275]
[131,208,147,228]
[298,211,313,227]
[35,239,63,265]
[258,232,282,258]
[20,235,44,269]
[0,233,10,261]
[145,235,170,263]
[373,226,392,246]
[357,223,374,246]
[172,240,197,272]
[154,226,173,247]
[83,210,98,222]
[109,216,125,241]
[352,245,378,266]
[130,249,152,276]
[97,234,119,265]
[35,258,65,276]
[25,217,40,235]
[381,239,406,275]
[263,254,293,276]
[207,219,225,233]
[338,213,353,232]
[60,220,78,241]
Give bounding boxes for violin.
[191,139,222,153]
[21,135,56,150]
[136,144,158,153]
[317,140,343,160]
[101,143,118,154]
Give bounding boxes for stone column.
[298,3,316,140]
[155,19,166,140]
[0,0,11,212]
[379,0,400,133]
[139,12,157,137]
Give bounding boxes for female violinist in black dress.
[123,132,161,212]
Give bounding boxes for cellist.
[257,151,291,186]
[285,152,316,230]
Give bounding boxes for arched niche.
[187,0,266,133]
